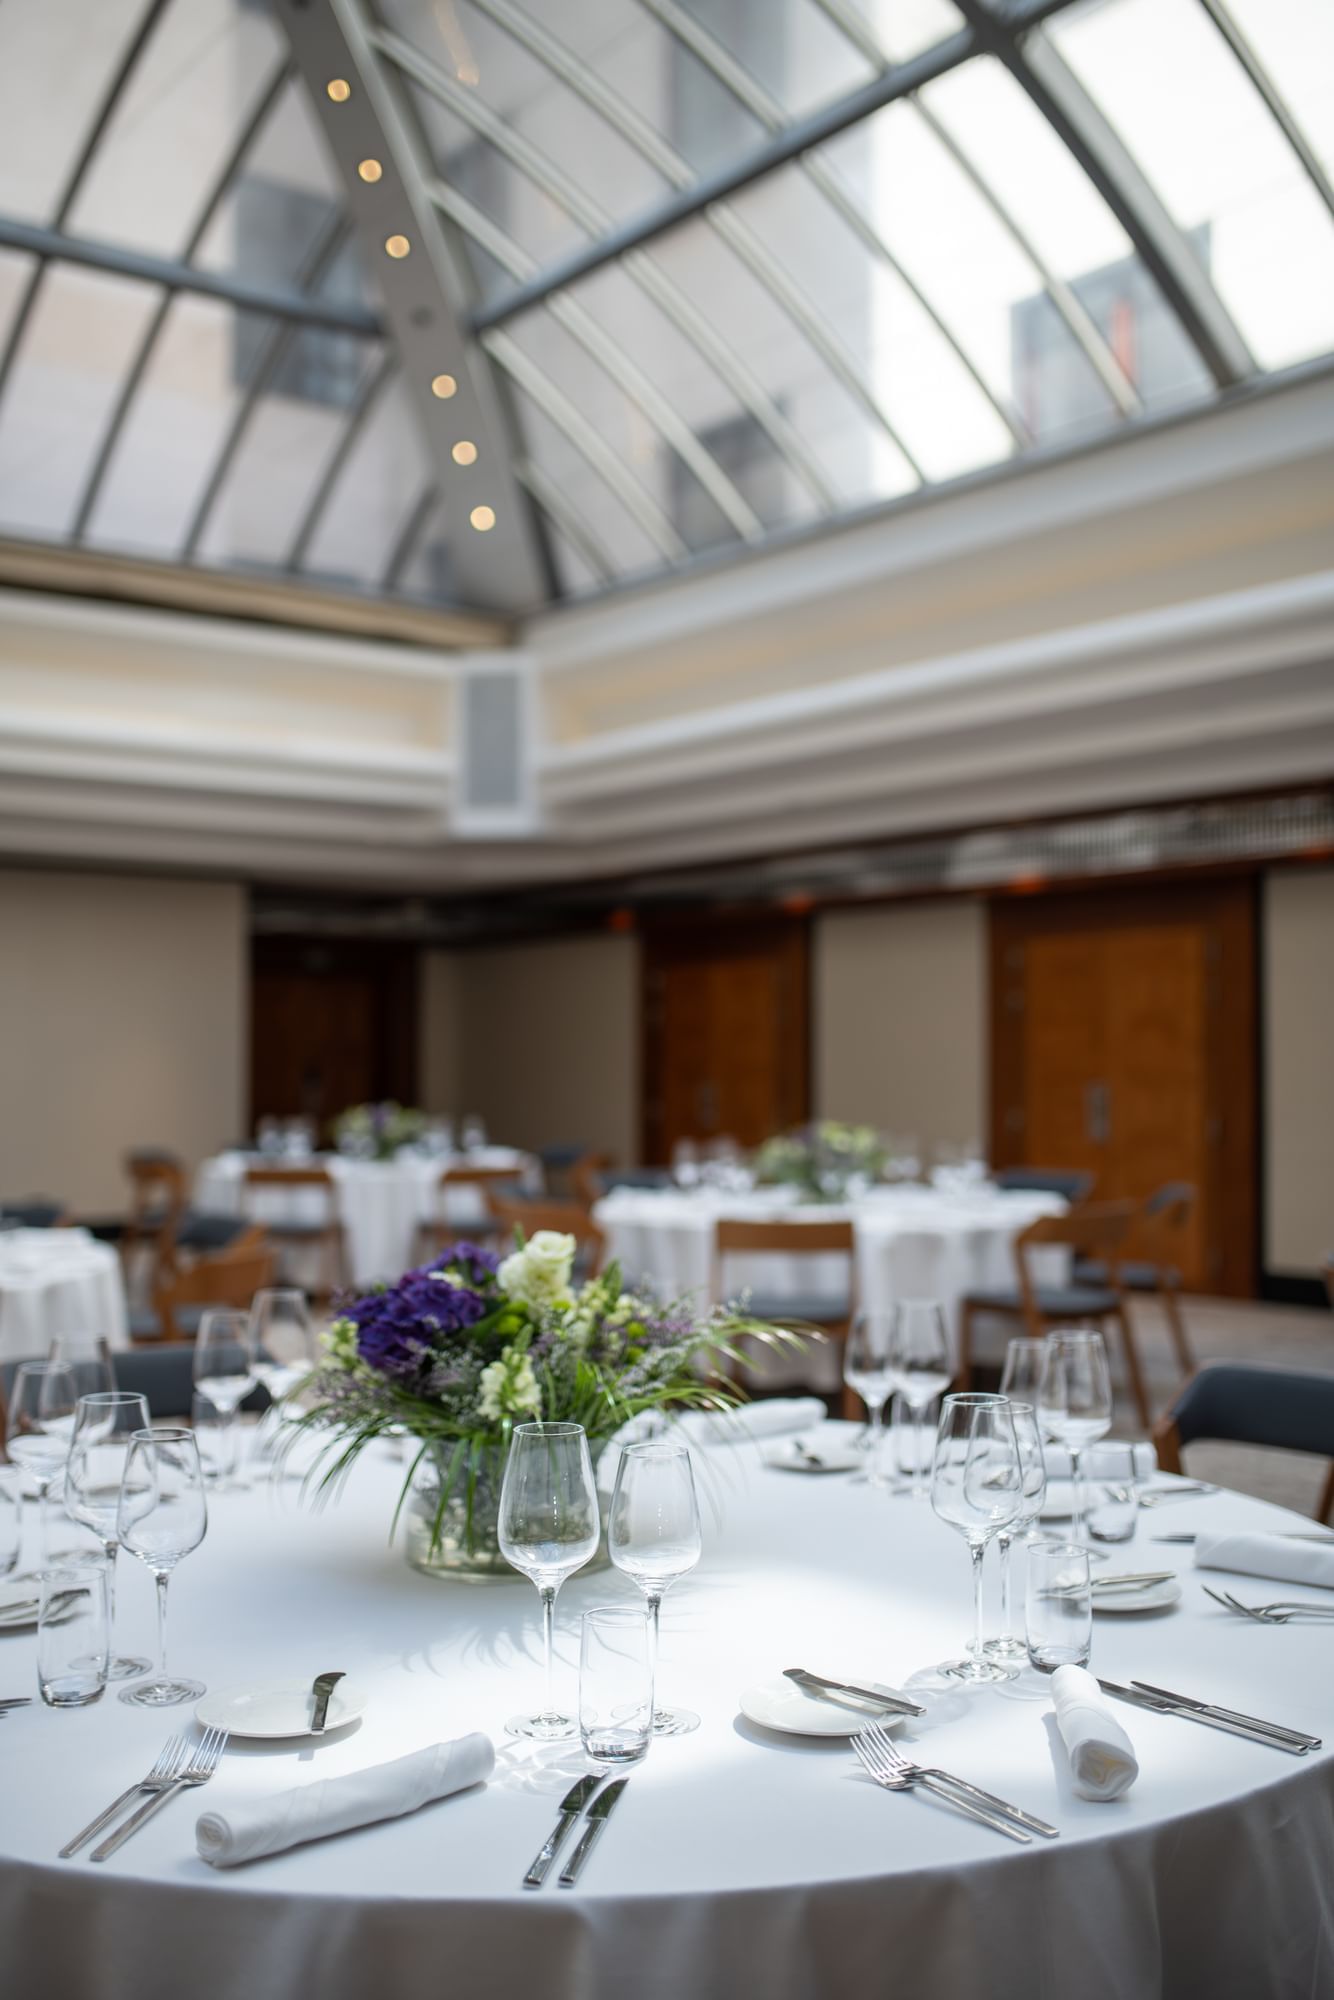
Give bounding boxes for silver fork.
[59,1735,189,1858]
[1204,1585,1334,1625]
[851,1729,1030,1843]
[860,1722,1059,1838]
[90,1728,228,1862]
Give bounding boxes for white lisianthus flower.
[498,1230,577,1314]
[477,1349,542,1422]
[323,1317,361,1369]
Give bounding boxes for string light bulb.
[326,78,351,103]
[470,505,496,532]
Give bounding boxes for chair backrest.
[714,1218,855,1257]
[124,1152,187,1225]
[243,1167,335,1190]
[153,1241,276,1342]
[570,1152,615,1208]
[994,1167,1095,1203]
[439,1165,525,1187]
[1144,1181,1195,1222]
[488,1197,605,1271]
[1017,1200,1134,1256]
[1155,1364,1334,1468]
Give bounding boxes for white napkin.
[196,1733,494,1868]
[1193,1531,1334,1591]
[1051,1665,1138,1801]
[676,1397,829,1446]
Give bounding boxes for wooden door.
[250,941,418,1138]
[991,883,1256,1294]
[644,922,808,1162]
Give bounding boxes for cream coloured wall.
[0,869,247,1213]
[813,901,987,1161]
[1263,867,1334,1277]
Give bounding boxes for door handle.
[1085,1082,1110,1145]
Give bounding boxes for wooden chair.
[488,1196,605,1278]
[416,1166,528,1261]
[713,1217,859,1419]
[1154,1364,1334,1526]
[1074,1182,1197,1380]
[242,1166,346,1295]
[150,1236,276,1343]
[959,1200,1150,1428]
[570,1152,617,1210]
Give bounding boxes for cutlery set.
[523,1773,629,1888]
[1097,1679,1320,1753]
[1202,1586,1334,1626]
[853,1723,1059,1845]
[784,1668,924,1716]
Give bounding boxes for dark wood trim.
[249,935,420,1130]
[1260,1273,1330,1309]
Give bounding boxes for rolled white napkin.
[1051,1664,1138,1801]
[196,1733,494,1868]
[1193,1531,1334,1591]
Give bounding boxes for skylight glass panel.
[301,375,433,586]
[1225,0,1334,186]
[832,0,965,64]
[508,389,675,580]
[0,0,145,225]
[193,75,342,289]
[666,0,874,120]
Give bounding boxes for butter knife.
[785,1669,925,1717]
[1130,1679,1320,1749]
[558,1777,628,1887]
[1098,1680,1311,1752]
[523,1774,602,1888]
[310,1669,345,1735]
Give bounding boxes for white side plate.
[739,1677,906,1738]
[195,1678,368,1739]
[1092,1578,1182,1614]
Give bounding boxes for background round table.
[1,1427,1329,2000]
[0,1227,129,1361]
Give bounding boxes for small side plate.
[760,1439,864,1475]
[1093,1578,1182,1615]
[195,1678,368,1739]
[739,1676,906,1738]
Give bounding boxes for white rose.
[497,1230,577,1314]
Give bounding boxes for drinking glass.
[999,1338,1049,1402]
[193,1309,257,1488]
[929,1392,1022,1683]
[608,1442,702,1735]
[191,1392,228,1484]
[890,1391,939,1491]
[1085,1442,1140,1543]
[5,1361,77,1561]
[1025,1540,1092,1673]
[47,1332,115,1401]
[0,1474,20,1576]
[843,1314,895,1478]
[461,1115,487,1152]
[63,1391,151,1679]
[38,1554,109,1707]
[579,1606,654,1768]
[984,1401,1048,1663]
[248,1289,315,1459]
[116,1428,208,1707]
[498,1422,601,1740]
[890,1301,952,1498]
[1037,1331,1112,1547]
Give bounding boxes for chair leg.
[1112,1303,1151,1431]
[1159,1275,1196,1379]
[1318,1462,1334,1528]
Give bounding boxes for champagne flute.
[63,1391,152,1679]
[890,1301,952,1498]
[1037,1330,1112,1547]
[608,1442,702,1736]
[116,1427,208,1707]
[999,1337,1048,1402]
[5,1361,77,1563]
[843,1314,895,1478]
[498,1421,600,1740]
[983,1400,1047,1663]
[193,1309,257,1488]
[930,1392,1022,1683]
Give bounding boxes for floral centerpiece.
[754,1121,887,1203]
[332,1100,426,1162]
[292,1231,799,1577]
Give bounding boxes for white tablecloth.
[0,1228,129,1360]
[1,1434,1330,2000]
[195,1150,540,1290]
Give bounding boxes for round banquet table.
[195,1149,540,1290]
[0,1228,129,1361]
[1,1427,1331,2000]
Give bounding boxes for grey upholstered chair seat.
[741,1292,852,1326]
[993,1169,1094,1203]
[965,1283,1119,1318]
[1074,1258,1179,1291]
[1165,1364,1334,1459]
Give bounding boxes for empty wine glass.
[1037,1331,1112,1547]
[930,1392,1023,1684]
[5,1361,77,1562]
[116,1427,208,1707]
[63,1391,152,1679]
[999,1337,1048,1402]
[248,1290,315,1460]
[47,1331,115,1401]
[498,1422,600,1740]
[843,1314,895,1478]
[608,1442,702,1735]
[890,1301,952,1498]
[193,1310,257,1488]
[983,1401,1048,1664]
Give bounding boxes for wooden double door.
[250,940,418,1138]
[990,883,1256,1294]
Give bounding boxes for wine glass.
[999,1337,1048,1402]
[5,1361,77,1562]
[608,1442,702,1735]
[889,1301,952,1498]
[983,1400,1047,1664]
[63,1391,152,1679]
[498,1421,601,1739]
[929,1392,1023,1683]
[116,1427,208,1707]
[1037,1330,1112,1547]
[248,1290,315,1459]
[844,1314,896,1479]
[193,1309,257,1488]
[47,1332,115,1401]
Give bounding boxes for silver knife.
[558,1777,628,1887]
[310,1669,345,1734]
[523,1774,603,1888]
[1098,1680,1311,1753]
[1089,1572,1176,1591]
[1152,1532,1334,1544]
[785,1669,925,1717]
[1130,1679,1321,1749]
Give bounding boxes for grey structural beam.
[1198,0,1334,226]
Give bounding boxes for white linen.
[676,1397,828,1446]
[197,1734,494,1868]
[0,1447,1330,2000]
[1193,1531,1334,1590]
[0,1228,129,1359]
[1051,1664,1139,1800]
